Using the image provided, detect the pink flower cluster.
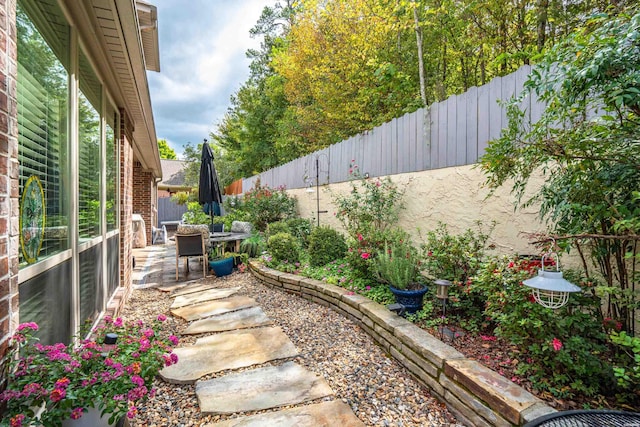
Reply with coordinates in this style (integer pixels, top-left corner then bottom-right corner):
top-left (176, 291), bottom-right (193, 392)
top-left (1, 317), bottom-right (179, 426)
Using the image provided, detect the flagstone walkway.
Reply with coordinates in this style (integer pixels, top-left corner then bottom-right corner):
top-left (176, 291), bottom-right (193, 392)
top-left (126, 244), bottom-right (461, 426)
top-left (135, 245), bottom-right (364, 426)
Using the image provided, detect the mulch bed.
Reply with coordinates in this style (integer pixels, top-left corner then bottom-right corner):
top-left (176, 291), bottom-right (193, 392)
top-left (417, 322), bottom-right (622, 412)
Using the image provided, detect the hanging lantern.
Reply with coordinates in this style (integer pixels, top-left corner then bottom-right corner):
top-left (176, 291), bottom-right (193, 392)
top-left (523, 253), bottom-right (581, 309)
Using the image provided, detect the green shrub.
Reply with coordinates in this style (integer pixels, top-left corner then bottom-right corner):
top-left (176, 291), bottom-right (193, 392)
top-left (421, 221), bottom-right (492, 283)
top-left (329, 162), bottom-right (407, 278)
top-left (266, 221), bottom-right (291, 239)
top-left (267, 232), bottom-right (300, 264)
top-left (610, 331), bottom-right (640, 400)
top-left (241, 179), bottom-right (297, 231)
top-left (471, 256), bottom-right (615, 398)
top-left (182, 201), bottom-right (210, 225)
top-left (371, 238), bottom-right (422, 290)
top-left (345, 227), bottom-right (408, 279)
top-left (239, 235), bottom-right (265, 258)
top-left (308, 226), bottom-right (347, 267)
top-left (286, 218), bottom-right (313, 248)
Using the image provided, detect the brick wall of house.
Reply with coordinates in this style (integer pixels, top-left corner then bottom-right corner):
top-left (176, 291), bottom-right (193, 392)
top-left (0, 0), bottom-right (18, 386)
top-left (133, 162), bottom-right (154, 246)
top-left (119, 109), bottom-right (134, 306)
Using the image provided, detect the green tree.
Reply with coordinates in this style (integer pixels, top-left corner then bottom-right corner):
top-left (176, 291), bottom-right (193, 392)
top-left (216, 0), bottom-right (634, 176)
top-left (181, 140), bottom-right (235, 190)
top-left (157, 139), bottom-right (177, 159)
top-left (212, 2), bottom-right (295, 179)
top-left (480, 10), bottom-right (640, 333)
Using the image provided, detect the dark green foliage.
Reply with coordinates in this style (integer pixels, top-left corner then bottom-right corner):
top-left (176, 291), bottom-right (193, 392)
top-left (267, 232), bottom-right (300, 264)
top-left (307, 226), bottom-right (347, 267)
top-left (266, 221), bottom-right (291, 238)
top-left (421, 222), bottom-right (493, 283)
top-left (240, 179), bottom-right (297, 231)
top-left (470, 256), bottom-right (616, 399)
top-left (480, 11), bottom-right (640, 334)
top-left (285, 217), bottom-right (313, 248)
top-left (239, 235), bottom-right (265, 258)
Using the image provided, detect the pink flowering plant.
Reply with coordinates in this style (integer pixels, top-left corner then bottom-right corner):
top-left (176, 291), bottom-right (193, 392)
top-left (0, 315), bottom-right (179, 426)
top-left (329, 161), bottom-right (406, 278)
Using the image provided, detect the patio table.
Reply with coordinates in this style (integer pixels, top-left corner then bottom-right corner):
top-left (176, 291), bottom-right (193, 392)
top-left (209, 232), bottom-right (252, 253)
top-left (523, 410), bottom-right (640, 427)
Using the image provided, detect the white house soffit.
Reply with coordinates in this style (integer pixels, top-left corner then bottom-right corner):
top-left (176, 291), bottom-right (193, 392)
top-left (90, 0), bottom-right (161, 177)
top-left (136, 0), bottom-right (160, 72)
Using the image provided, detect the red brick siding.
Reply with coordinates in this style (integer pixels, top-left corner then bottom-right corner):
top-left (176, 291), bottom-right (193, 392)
top-left (0, 0), bottom-right (18, 389)
top-left (132, 162), bottom-right (155, 246)
top-left (119, 109), bottom-right (133, 306)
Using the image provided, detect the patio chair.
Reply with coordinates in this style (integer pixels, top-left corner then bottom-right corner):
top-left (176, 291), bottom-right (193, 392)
top-left (175, 232), bottom-right (208, 280)
top-left (209, 223), bottom-right (224, 233)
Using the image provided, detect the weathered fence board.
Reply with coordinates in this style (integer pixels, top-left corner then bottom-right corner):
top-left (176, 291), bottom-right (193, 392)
top-left (243, 65), bottom-right (546, 191)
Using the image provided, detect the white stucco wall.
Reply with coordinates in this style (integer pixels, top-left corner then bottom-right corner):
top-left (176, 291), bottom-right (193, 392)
top-left (289, 164), bottom-right (549, 256)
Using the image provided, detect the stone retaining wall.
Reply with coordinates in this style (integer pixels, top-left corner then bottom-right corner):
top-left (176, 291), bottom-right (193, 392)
top-left (249, 261), bottom-right (557, 427)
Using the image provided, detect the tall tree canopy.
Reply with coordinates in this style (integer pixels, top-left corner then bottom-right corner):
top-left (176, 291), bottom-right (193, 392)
top-left (215, 0), bottom-right (635, 180)
top-left (157, 139), bottom-right (177, 160)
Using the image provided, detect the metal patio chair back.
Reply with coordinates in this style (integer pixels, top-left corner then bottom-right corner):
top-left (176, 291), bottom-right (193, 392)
top-left (175, 233), bottom-right (207, 280)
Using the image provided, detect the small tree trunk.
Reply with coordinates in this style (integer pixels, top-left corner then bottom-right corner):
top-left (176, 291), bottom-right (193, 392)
top-left (413, 2), bottom-right (427, 107)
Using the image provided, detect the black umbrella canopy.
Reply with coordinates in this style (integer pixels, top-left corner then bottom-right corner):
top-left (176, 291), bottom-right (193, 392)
top-left (198, 140), bottom-right (223, 221)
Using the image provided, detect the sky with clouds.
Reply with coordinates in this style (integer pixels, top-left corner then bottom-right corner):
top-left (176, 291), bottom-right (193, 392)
top-left (148, 0), bottom-right (273, 158)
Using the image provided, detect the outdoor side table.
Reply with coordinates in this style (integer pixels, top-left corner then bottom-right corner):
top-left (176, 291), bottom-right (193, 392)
top-left (524, 410), bottom-right (640, 427)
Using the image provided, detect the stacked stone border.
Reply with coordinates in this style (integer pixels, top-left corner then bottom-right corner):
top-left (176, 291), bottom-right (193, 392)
top-left (249, 261), bottom-right (557, 427)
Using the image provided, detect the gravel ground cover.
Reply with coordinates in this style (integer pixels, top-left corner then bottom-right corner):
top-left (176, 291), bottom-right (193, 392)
top-left (120, 270), bottom-right (462, 427)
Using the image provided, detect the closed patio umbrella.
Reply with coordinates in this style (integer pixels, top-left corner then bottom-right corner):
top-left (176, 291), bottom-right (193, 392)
top-left (198, 139), bottom-right (223, 229)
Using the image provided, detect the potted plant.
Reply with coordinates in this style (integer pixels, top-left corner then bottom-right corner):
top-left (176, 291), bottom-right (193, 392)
top-left (371, 239), bottom-right (427, 313)
top-left (0, 316), bottom-right (179, 427)
top-left (208, 245), bottom-right (234, 277)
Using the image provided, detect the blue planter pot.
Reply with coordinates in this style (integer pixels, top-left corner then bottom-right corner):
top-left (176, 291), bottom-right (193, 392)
top-left (209, 257), bottom-right (234, 277)
top-left (389, 285), bottom-right (428, 314)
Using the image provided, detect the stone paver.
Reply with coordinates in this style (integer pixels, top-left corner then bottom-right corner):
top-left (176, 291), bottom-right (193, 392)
top-left (202, 400), bottom-right (366, 427)
top-left (171, 296), bottom-right (257, 321)
top-left (159, 326), bottom-right (299, 384)
top-left (171, 287), bottom-right (240, 308)
top-left (171, 283), bottom-right (224, 297)
top-left (183, 306), bottom-right (272, 335)
top-left (196, 361), bottom-right (333, 414)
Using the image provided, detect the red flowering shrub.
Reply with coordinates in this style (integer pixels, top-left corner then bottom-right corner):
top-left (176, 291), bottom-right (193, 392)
top-left (241, 178), bottom-right (296, 231)
top-left (472, 256), bottom-right (615, 399)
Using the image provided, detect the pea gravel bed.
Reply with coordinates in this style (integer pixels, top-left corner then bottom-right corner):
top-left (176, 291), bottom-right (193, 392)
top-left (120, 270), bottom-right (463, 427)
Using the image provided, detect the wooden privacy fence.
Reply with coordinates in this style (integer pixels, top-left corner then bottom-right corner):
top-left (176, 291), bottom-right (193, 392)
top-left (157, 197), bottom-right (187, 225)
top-left (244, 65), bottom-right (544, 191)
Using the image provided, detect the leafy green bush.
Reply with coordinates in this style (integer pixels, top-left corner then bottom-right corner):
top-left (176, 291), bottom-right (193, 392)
top-left (307, 226), bottom-right (347, 267)
top-left (241, 179), bottom-right (297, 231)
top-left (267, 232), bottom-right (300, 264)
top-left (610, 331), bottom-right (640, 400)
top-left (182, 201), bottom-right (210, 224)
top-left (421, 222), bottom-right (492, 282)
top-left (471, 256), bottom-right (615, 399)
top-left (331, 162), bottom-right (405, 237)
top-left (266, 221), bottom-right (291, 238)
top-left (371, 238), bottom-right (422, 290)
top-left (329, 162), bottom-right (406, 278)
top-left (285, 218), bottom-right (313, 248)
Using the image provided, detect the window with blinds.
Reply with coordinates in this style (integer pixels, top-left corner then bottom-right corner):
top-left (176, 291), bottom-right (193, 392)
top-left (106, 106), bottom-right (119, 231)
top-left (78, 51), bottom-right (102, 240)
top-left (17, 1), bottom-right (70, 266)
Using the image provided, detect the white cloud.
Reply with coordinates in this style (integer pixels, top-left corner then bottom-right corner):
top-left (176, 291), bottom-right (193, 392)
top-left (148, 0), bottom-right (269, 153)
